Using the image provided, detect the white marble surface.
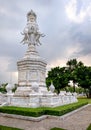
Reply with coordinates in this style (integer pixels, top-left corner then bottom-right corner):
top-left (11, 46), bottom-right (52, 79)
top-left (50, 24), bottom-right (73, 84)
top-left (0, 10), bottom-right (78, 108)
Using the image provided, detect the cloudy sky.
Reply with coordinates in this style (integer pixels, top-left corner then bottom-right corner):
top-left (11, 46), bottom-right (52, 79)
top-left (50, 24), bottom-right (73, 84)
top-left (0, 0), bottom-right (91, 84)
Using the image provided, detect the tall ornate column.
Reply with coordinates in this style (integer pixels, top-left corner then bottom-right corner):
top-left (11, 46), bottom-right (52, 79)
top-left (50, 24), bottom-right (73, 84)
top-left (15, 10), bottom-right (47, 96)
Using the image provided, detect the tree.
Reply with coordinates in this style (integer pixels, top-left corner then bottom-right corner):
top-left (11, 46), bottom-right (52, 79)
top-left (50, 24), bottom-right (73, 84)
top-left (66, 59), bottom-right (84, 92)
top-left (46, 67), bottom-right (60, 90)
top-left (76, 66), bottom-right (91, 98)
top-left (46, 58), bottom-right (91, 98)
top-left (0, 83), bottom-right (8, 93)
top-left (46, 67), bottom-right (69, 94)
top-left (66, 59), bottom-right (78, 70)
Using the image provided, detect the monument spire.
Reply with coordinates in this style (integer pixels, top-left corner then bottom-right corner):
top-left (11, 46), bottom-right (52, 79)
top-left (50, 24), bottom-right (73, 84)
top-left (21, 10), bottom-right (45, 46)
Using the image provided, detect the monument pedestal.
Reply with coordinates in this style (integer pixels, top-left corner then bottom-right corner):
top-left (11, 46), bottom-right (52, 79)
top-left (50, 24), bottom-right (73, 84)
top-left (15, 44), bottom-right (47, 96)
top-left (29, 93), bottom-right (41, 108)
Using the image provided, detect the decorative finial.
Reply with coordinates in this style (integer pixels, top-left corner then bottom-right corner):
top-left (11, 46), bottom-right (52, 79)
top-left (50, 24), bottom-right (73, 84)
top-left (21, 10), bottom-right (45, 46)
top-left (27, 10), bottom-right (37, 22)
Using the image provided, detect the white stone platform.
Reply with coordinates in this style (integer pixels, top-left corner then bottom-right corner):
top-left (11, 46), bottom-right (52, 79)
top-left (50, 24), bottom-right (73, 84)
top-left (0, 10), bottom-right (78, 108)
top-left (0, 89), bottom-right (78, 108)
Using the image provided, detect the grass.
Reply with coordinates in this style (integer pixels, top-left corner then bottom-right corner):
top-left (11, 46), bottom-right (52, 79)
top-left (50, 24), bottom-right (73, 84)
top-left (77, 97), bottom-right (91, 105)
top-left (0, 98), bottom-right (88, 117)
top-left (51, 123), bottom-right (91, 130)
top-left (0, 125), bottom-right (22, 130)
top-left (87, 124), bottom-right (91, 130)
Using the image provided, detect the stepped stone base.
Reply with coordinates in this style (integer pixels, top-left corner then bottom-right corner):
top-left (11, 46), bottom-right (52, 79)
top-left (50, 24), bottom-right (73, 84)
top-left (16, 44), bottom-right (47, 96)
top-left (0, 92), bottom-right (78, 108)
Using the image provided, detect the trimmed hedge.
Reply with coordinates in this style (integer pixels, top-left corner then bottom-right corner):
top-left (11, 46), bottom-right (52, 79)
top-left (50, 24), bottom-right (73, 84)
top-left (0, 107), bottom-right (45, 117)
top-left (0, 100), bottom-right (88, 117)
top-left (0, 125), bottom-right (22, 130)
top-left (45, 101), bottom-right (88, 116)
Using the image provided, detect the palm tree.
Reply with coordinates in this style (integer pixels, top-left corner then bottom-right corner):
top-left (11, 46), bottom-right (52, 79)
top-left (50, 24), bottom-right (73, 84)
top-left (66, 59), bottom-right (84, 92)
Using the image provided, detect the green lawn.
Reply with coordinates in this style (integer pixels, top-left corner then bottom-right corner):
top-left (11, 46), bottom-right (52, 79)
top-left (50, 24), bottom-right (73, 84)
top-left (78, 97), bottom-right (91, 104)
top-left (87, 124), bottom-right (91, 130)
top-left (51, 123), bottom-right (91, 130)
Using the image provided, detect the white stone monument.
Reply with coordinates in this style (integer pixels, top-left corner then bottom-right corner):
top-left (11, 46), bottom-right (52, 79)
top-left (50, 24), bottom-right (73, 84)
top-left (0, 10), bottom-right (78, 108)
top-left (15, 10), bottom-right (47, 96)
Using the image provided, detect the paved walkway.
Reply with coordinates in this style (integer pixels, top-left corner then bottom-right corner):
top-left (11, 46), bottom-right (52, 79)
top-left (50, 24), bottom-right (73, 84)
top-left (0, 105), bottom-right (91, 130)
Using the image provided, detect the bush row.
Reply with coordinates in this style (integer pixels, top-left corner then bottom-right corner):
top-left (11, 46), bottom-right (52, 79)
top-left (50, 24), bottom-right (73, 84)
top-left (0, 107), bottom-right (45, 117)
top-left (45, 102), bottom-right (88, 116)
top-left (0, 101), bottom-right (88, 117)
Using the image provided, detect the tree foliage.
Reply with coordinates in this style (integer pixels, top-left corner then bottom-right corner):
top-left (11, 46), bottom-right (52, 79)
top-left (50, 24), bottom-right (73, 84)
top-left (46, 67), bottom-right (69, 94)
top-left (66, 59), bottom-right (84, 92)
top-left (0, 83), bottom-right (8, 93)
top-left (75, 66), bottom-right (91, 97)
top-left (46, 58), bottom-right (91, 98)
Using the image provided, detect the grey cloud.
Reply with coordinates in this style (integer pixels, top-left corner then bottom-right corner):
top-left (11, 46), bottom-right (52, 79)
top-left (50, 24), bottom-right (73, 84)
top-left (0, 0), bottom-right (91, 82)
top-left (69, 21), bottom-right (91, 57)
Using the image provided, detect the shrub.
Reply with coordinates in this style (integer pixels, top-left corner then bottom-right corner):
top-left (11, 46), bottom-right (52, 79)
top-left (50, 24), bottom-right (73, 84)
top-left (45, 101), bottom-right (88, 116)
top-left (0, 106), bottom-right (45, 117)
